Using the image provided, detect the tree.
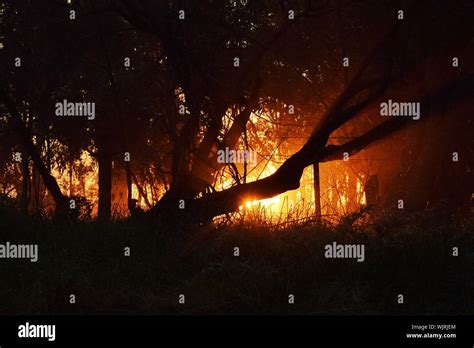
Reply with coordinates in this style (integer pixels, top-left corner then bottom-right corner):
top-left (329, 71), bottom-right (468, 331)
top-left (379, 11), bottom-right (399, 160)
top-left (1, 0), bottom-right (472, 224)
top-left (113, 0), bottom-right (473, 222)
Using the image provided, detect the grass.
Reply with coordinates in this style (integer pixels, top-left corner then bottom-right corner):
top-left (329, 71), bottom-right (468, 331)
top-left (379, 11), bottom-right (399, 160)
top-left (0, 202), bottom-right (473, 315)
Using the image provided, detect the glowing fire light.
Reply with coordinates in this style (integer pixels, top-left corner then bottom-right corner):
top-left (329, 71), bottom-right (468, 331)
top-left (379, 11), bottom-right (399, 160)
top-left (243, 195), bottom-right (281, 210)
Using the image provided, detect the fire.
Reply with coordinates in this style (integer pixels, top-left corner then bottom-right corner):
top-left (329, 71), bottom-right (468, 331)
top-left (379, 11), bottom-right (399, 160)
top-left (29, 109), bottom-right (368, 222)
top-left (243, 195), bottom-right (281, 210)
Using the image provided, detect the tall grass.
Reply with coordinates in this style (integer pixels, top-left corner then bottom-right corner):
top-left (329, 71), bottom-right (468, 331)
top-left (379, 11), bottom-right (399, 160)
top-left (0, 202), bottom-right (472, 315)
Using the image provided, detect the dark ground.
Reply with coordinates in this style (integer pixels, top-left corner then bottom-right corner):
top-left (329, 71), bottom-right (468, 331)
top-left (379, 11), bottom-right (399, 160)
top-left (0, 203), bottom-right (473, 315)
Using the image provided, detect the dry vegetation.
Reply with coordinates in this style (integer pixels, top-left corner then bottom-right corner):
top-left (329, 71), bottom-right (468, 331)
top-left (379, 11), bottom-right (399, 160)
top-left (1, 199), bottom-right (472, 315)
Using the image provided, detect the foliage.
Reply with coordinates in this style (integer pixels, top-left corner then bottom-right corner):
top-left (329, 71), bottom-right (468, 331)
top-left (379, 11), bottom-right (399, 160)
top-left (0, 206), bottom-right (472, 315)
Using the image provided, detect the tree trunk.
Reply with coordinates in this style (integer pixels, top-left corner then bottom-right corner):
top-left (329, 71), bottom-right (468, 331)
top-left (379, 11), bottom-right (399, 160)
top-left (0, 90), bottom-right (67, 213)
top-left (20, 152), bottom-right (29, 213)
top-left (69, 158), bottom-right (74, 197)
top-left (125, 161), bottom-right (134, 214)
top-left (149, 72), bottom-right (474, 224)
top-left (313, 162), bottom-right (321, 219)
top-left (98, 153), bottom-right (112, 221)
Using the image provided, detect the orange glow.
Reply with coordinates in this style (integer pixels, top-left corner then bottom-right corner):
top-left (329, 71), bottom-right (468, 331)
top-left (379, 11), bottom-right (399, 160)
top-left (30, 110), bottom-right (367, 222)
top-left (243, 195), bottom-right (281, 210)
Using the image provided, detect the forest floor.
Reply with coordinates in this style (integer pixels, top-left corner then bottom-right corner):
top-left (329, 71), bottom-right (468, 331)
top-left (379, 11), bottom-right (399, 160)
top-left (0, 203), bottom-right (473, 315)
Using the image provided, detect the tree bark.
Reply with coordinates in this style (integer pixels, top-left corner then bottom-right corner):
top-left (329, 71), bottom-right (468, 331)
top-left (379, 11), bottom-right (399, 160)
top-left (313, 162), bottom-right (321, 219)
top-left (0, 90), bottom-right (68, 213)
top-left (98, 153), bottom-right (112, 221)
top-left (20, 152), bottom-right (29, 213)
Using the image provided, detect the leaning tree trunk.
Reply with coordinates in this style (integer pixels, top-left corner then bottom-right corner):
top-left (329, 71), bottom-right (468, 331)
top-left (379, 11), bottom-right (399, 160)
top-left (0, 90), bottom-right (68, 215)
top-left (148, 70), bottom-right (474, 224)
